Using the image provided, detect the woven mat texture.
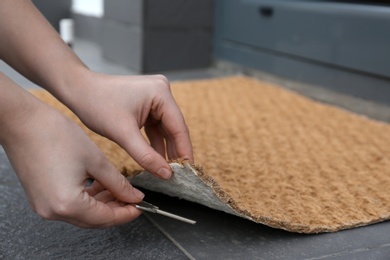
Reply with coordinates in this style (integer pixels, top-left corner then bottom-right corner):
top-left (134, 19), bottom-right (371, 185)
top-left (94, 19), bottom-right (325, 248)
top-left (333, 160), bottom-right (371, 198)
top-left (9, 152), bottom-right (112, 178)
top-left (31, 76), bottom-right (390, 233)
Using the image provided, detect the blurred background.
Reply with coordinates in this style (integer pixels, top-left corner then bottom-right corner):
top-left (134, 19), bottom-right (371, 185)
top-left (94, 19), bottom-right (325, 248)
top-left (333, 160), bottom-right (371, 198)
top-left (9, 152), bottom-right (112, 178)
top-left (32, 0), bottom-right (390, 105)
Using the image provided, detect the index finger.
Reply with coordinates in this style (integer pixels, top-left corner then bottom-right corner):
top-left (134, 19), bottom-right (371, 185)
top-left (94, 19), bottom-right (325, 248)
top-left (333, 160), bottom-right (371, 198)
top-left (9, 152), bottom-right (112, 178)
top-left (62, 193), bottom-right (142, 228)
top-left (155, 95), bottom-right (194, 162)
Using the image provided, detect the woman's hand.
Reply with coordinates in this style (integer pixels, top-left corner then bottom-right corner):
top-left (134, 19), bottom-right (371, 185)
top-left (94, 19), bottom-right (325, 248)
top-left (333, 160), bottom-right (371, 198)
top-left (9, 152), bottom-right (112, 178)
top-left (63, 72), bottom-right (193, 179)
top-left (0, 79), bottom-right (144, 227)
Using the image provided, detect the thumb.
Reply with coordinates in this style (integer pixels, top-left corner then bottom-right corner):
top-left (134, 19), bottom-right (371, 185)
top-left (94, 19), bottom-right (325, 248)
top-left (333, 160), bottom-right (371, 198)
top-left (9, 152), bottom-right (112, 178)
top-left (120, 124), bottom-right (172, 179)
top-left (89, 155), bottom-right (145, 203)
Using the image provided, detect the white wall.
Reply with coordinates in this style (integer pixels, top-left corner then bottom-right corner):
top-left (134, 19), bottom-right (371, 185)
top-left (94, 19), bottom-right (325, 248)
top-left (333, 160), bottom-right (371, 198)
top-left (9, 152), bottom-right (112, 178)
top-left (71, 0), bottom-right (104, 17)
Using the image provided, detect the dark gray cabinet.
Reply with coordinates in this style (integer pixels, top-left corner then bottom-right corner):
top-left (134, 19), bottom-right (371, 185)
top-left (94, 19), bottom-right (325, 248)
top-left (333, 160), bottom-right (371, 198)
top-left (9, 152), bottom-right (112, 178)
top-left (101, 0), bottom-right (214, 72)
top-left (214, 0), bottom-right (390, 104)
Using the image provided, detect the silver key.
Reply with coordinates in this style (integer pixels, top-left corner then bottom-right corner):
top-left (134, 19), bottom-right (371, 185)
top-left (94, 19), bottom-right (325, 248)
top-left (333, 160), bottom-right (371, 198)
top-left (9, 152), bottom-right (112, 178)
top-left (136, 201), bottom-right (196, 225)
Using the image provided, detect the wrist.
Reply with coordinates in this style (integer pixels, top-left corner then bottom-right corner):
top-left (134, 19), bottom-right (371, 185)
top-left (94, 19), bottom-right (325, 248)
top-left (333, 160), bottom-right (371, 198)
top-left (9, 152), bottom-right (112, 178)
top-left (46, 65), bottom-right (94, 109)
top-left (0, 74), bottom-right (42, 146)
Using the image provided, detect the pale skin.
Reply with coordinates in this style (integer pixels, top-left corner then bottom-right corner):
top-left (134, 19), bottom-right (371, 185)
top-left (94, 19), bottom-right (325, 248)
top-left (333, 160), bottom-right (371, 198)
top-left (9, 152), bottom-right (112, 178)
top-left (0, 0), bottom-right (193, 227)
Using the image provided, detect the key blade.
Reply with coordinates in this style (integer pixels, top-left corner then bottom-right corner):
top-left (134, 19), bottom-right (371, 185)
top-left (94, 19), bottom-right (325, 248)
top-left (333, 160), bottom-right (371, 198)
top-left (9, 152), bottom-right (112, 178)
top-left (135, 201), bottom-right (196, 224)
top-left (155, 209), bottom-right (196, 225)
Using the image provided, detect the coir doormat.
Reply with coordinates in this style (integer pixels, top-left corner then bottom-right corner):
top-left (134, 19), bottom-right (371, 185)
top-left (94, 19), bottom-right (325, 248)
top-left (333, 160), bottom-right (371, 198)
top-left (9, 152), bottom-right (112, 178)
top-left (31, 76), bottom-right (390, 233)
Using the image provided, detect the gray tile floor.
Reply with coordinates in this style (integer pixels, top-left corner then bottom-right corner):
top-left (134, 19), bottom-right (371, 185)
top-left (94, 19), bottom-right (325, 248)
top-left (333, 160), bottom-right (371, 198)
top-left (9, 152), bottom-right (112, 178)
top-left (1, 39), bottom-right (390, 259)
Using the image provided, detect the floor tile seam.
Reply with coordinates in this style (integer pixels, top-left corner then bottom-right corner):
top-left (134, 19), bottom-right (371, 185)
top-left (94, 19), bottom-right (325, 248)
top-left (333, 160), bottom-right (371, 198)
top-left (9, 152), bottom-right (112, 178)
top-left (304, 242), bottom-right (390, 260)
top-left (142, 213), bottom-right (196, 260)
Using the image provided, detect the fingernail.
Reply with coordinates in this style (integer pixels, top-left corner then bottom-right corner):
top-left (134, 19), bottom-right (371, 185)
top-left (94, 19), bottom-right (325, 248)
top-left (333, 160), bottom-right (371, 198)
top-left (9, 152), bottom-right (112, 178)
top-left (157, 167), bottom-right (172, 179)
top-left (133, 188), bottom-right (145, 200)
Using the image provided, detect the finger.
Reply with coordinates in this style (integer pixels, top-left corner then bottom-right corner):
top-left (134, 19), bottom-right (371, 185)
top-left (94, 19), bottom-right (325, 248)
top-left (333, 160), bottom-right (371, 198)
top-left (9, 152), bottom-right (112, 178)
top-left (106, 200), bottom-right (127, 208)
top-left (152, 96), bottom-right (194, 162)
top-left (166, 138), bottom-right (176, 160)
top-left (120, 123), bottom-right (172, 179)
top-left (165, 130), bottom-right (178, 160)
top-left (162, 122), bottom-right (193, 161)
top-left (66, 193), bottom-right (142, 228)
top-left (84, 179), bottom-right (104, 197)
top-left (93, 190), bottom-right (116, 203)
top-left (92, 204), bottom-right (142, 227)
top-left (144, 124), bottom-right (166, 159)
top-left (87, 155), bottom-right (145, 203)
top-left (144, 114), bottom-right (178, 160)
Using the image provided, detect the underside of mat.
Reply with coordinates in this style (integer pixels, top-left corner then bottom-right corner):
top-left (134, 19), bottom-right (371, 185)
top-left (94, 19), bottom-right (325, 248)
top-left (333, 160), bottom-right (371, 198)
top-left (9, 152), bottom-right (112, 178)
top-left (31, 76), bottom-right (390, 233)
